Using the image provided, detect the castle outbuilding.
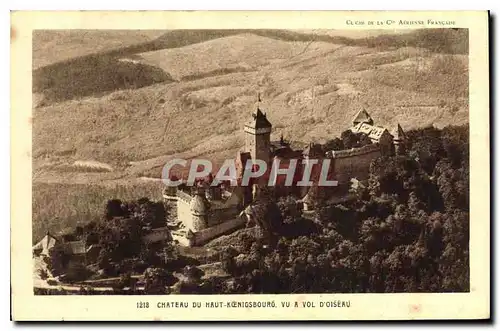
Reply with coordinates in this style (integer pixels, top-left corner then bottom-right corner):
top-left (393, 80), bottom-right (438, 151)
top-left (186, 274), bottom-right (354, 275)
top-left (349, 109), bottom-right (405, 157)
top-left (32, 231), bottom-right (58, 257)
top-left (321, 109), bottom-right (406, 187)
top-left (350, 122), bottom-right (393, 156)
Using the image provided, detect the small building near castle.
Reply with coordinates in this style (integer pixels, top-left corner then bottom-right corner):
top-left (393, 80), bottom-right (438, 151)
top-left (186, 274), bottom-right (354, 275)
top-left (32, 232), bottom-right (94, 274)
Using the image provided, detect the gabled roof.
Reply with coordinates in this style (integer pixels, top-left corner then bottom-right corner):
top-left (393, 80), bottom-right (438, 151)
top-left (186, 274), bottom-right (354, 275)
top-left (350, 123), bottom-right (388, 141)
top-left (352, 122), bottom-right (373, 135)
top-left (368, 126), bottom-right (389, 141)
top-left (32, 233), bottom-right (58, 256)
top-left (245, 108), bottom-right (272, 129)
top-left (352, 109), bottom-right (374, 126)
top-left (391, 123), bottom-right (406, 140)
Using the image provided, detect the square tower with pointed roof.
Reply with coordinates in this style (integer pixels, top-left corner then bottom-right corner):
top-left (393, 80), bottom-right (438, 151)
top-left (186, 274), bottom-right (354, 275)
top-left (244, 107), bottom-right (272, 165)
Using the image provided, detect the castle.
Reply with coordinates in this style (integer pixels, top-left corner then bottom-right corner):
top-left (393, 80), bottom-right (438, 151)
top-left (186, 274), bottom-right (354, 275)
top-left (165, 104), bottom-right (406, 246)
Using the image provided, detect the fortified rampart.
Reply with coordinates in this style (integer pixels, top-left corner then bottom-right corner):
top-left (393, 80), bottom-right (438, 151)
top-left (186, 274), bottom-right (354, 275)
top-left (328, 143), bottom-right (381, 184)
top-left (187, 217), bottom-right (246, 246)
top-left (207, 204), bottom-right (240, 228)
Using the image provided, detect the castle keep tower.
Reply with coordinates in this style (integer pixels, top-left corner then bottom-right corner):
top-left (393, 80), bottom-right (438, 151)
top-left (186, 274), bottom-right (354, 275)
top-left (244, 107), bottom-right (272, 165)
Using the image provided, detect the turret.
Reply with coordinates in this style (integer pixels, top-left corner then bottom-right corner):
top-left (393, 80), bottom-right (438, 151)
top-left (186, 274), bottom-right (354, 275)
top-left (391, 123), bottom-right (406, 154)
top-left (189, 190), bottom-right (209, 231)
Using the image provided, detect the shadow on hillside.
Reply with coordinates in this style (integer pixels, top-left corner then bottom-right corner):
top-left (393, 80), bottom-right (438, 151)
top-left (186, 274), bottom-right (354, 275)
top-left (32, 28), bottom-right (468, 105)
top-left (33, 55), bottom-right (174, 105)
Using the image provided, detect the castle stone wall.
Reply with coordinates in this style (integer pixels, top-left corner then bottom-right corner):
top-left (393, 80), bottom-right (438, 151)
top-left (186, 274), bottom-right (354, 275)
top-left (207, 207), bottom-right (240, 227)
top-left (329, 143), bottom-right (381, 158)
top-left (329, 144), bottom-right (381, 184)
top-left (188, 217), bottom-right (246, 246)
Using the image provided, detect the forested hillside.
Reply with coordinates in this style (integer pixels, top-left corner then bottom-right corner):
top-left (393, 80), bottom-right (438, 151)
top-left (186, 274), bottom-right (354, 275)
top-left (40, 125), bottom-right (469, 294)
top-left (206, 124), bottom-right (470, 293)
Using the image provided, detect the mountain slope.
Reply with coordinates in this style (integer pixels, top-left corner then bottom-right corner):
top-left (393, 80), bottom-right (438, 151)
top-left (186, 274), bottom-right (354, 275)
top-left (33, 55), bottom-right (174, 105)
top-left (33, 32), bottom-right (469, 184)
top-left (32, 28), bottom-right (468, 107)
top-left (32, 30), bottom-right (166, 69)
top-left (137, 34), bottom-right (341, 80)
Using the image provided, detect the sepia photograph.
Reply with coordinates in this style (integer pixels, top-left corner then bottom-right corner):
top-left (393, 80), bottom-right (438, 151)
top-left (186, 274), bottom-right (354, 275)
top-left (31, 27), bottom-right (470, 295)
top-left (10, 10), bottom-right (489, 321)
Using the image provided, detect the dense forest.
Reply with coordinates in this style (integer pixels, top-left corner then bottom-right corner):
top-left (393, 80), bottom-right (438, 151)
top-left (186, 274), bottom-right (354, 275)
top-left (38, 124), bottom-right (469, 294)
top-left (202, 124), bottom-right (469, 294)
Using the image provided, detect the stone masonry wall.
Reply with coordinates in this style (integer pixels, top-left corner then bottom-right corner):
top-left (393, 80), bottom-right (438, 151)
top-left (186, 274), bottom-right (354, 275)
top-left (329, 144), bottom-right (382, 184)
top-left (189, 217), bottom-right (246, 246)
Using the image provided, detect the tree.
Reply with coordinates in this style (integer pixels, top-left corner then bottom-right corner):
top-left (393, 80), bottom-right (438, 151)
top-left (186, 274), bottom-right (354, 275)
top-left (105, 199), bottom-right (125, 220)
top-left (341, 130), bottom-right (360, 149)
top-left (117, 272), bottom-right (134, 290)
top-left (277, 196), bottom-right (301, 224)
top-left (85, 231), bottom-right (99, 246)
top-left (47, 245), bottom-right (68, 276)
top-left (237, 231), bottom-right (257, 253)
top-left (75, 226), bottom-right (84, 238)
top-left (405, 126), bottom-right (445, 174)
top-left (358, 133), bottom-right (372, 147)
top-left (137, 198), bottom-right (166, 229)
top-left (140, 243), bottom-right (163, 267)
top-left (143, 267), bottom-right (176, 294)
top-left (434, 160), bottom-right (469, 211)
top-left (221, 246), bottom-right (238, 274)
top-left (177, 266), bottom-right (205, 294)
top-left (97, 248), bottom-right (117, 277)
top-left (323, 138), bottom-right (344, 152)
top-left (212, 124), bottom-right (470, 294)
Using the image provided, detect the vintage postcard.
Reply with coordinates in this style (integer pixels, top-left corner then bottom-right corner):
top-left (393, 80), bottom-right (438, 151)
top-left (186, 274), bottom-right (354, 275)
top-left (11, 11), bottom-right (489, 321)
